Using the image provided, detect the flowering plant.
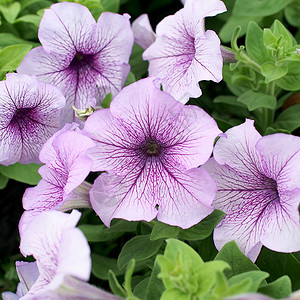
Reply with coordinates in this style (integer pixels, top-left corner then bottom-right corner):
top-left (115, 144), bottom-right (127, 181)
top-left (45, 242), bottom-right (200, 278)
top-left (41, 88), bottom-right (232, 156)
top-left (1, 0), bottom-right (300, 299)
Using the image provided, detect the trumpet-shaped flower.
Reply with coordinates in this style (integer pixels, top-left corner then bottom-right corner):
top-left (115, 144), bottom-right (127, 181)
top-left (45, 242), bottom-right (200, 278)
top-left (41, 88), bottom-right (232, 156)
top-left (19, 123), bottom-right (95, 235)
top-left (0, 73), bottom-right (65, 165)
top-left (203, 120), bottom-right (300, 261)
top-left (18, 210), bottom-right (91, 299)
top-left (18, 2), bottom-right (134, 122)
top-left (83, 77), bottom-right (221, 229)
top-left (143, 0), bottom-right (226, 103)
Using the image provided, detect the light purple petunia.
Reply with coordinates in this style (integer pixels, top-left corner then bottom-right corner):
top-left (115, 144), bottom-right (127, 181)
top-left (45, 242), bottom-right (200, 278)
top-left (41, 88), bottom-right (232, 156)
top-left (0, 73), bottom-right (65, 165)
top-left (83, 77), bottom-right (221, 229)
top-left (17, 210), bottom-right (91, 299)
top-left (132, 14), bottom-right (156, 50)
top-left (203, 119), bottom-right (300, 261)
top-left (18, 2), bottom-right (134, 123)
top-left (19, 123), bottom-right (95, 235)
top-left (143, 0), bottom-right (226, 103)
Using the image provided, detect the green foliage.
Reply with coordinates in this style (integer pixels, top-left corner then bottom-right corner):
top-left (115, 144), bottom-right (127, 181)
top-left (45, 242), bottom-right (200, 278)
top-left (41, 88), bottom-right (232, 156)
top-left (0, 163), bottom-right (41, 185)
top-left (0, 2), bottom-right (20, 23)
top-left (273, 104), bottom-right (300, 132)
top-left (117, 234), bottom-right (163, 270)
top-left (0, 171), bottom-right (8, 189)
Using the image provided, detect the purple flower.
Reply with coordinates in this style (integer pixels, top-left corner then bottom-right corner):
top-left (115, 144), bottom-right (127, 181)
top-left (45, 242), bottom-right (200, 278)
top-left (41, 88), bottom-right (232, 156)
top-left (203, 119), bottom-right (300, 261)
top-left (0, 73), bottom-right (65, 165)
top-left (83, 77), bottom-right (221, 229)
top-left (17, 2), bottom-right (134, 122)
top-left (132, 14), bottom-right (156, 50)
top-left (19, 123), bottom-right (95, 235)
top-left (18, 210), bottom-right (91, 298)
top-left (143, 0), bottom-right (226, 103)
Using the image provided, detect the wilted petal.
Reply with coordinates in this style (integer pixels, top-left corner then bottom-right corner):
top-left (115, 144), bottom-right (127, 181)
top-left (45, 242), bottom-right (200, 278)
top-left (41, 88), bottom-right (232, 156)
top-left (132, 14), bottom-right (156, 50)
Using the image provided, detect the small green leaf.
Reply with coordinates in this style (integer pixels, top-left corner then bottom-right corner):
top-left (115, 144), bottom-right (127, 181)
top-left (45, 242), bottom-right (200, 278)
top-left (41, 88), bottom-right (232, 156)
top-left (258, 275), bottom-right (292, 299)
top-left (78, 224), bottom-right (123, 242)
top-left (273, 104), bottom-right (300, 132)
top-left (0, 44), bottom-right (32, 72)
top-left (129, 44), bottom-right (148, 79)
top-left (237, 90), bottom-right (277, 111)
top-left (101, 0), bottom-right (120, 12)
top-left (0, 2), bottom-right (20, 23)
top-left (14, 14), bottom-right (41, 27)
top-left (215, 241), bottom-right (260, 278)
top-left (0, 172), bottom-right (9, 189)
top-left (272, 19), bottom-right (296, 47)
top-left (233, 0), bottom-right (292, 17)
top-left (285, 1), bottom-right (300, 28)
top-left (178, 210), bottom-right (225, 241)
top-left (246, 22), bottom-right (271, 65)
top-left (108, 270), bottom-right (127, 298)
top-left (150, 222), bottom-right (180, 241)
top-left (228, 271), bottom-right (269, 293)
top-left (161, 288), bottom-right (190, 300)
top-left (261, 62), bottom-right (288, 83)
top-left (91, 254), bottom-right (123, 280)
top-left (101, 93), bottom-right (112, 108)
top-left (264, 127), bottom-right (291, 135)
top-left (0, 33), bottom-right (38, 48)
top-left (275, 61), bottom-right (300, 91)
top-left (145, 260), bottom-right (165, 300)
top-left (125, 71), bottom-right (136, 86)
top-left (124, 259), bottom-right (136, 296)
top-left (0, 163), bottom-right (41, 185)
top-left (134, 277), bottom-right (150, 300)
top-left (117, 235), bottom-right (163, 270)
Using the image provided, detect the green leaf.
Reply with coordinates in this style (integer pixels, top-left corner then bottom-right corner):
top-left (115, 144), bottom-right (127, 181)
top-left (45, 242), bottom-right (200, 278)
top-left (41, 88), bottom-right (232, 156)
top-left (117, 235), bottom-right (163, 270)
top-left (91, 254), bottom-right (123, 280)
top-left (0, 2), bottom-right (20, 23)
top-left (124, 259), bottom-right (136, 296)
top-left (272, 19), bottom-right (296, 47)
top-left (215, 241), bottom-right (259, 278)
top-left (261, 62), bottom-right (288, 83)
top-left (129, 44), bottom-right (148, 79)
top-left (108, 270), bottom-right (127, 298)
top-left (275, 61), bottom-right (300, 91)
top-left (228, 271), bottom-right (269, 293)
top-left (161, 288), bottom-right (190, 300)
top-left (78, 224), bottom-right (123, 242)
top-left (0, 44), bottom-right (32, 72)
top-left (233, 0), bottom-right (292, 17)
top-left (246, 22), bottom-right (271, 65)
top-left (0, 163), bottom-right (41, 185)
top-left (226, 278), bottom-right (253, 297)
top-left (150, 222), bottom-right (180, 241)
top-left (101, 93), bottom-right (112, 108)
top-left (0, 33), bottom-right (38, 48)
top-left (20, 0), bottom-right (49, 10)
top-left (214, 96), bottom-right (246, 108)
top-left (14, 14), bottom-right (41, 27)
top-left (125, 71), bottom-right (136, 86)
top-left (273, 104), bottom-right (300, 132)
top-left (145, 260), bottom-right (165, 300)
top-left (101, 0), bottom-right (120, 12)
top-left (256, 248), bottom-right (300, 291)
top-left (258, 276), bottom-right (292, 299)
top-left (0, 172), bottom-right (9, 189)
top-left (237, 90), bottom-right (277, 111)
top-left (220, 15), bottom-right (263, 43)
top-left (134, 277), bottom-right (150, 300)
top-left (264, 127), bottom-right (291, 135)
top-left (178, 210), bottom-right (225, 241)
top-left (285, 1), bottom-right (300, 28)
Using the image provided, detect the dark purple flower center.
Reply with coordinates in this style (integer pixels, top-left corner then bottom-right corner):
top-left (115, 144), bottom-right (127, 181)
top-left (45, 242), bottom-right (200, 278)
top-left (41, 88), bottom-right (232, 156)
top-left (140, 139), bottom-right (162, 157)
top-left (11, 108), bottom-right (34, 124)
top-left (69, 52), bottom-right (94, 70)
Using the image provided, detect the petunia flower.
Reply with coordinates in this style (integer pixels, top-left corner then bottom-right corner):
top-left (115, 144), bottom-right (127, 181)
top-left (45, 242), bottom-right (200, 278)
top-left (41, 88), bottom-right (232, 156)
top-left (143, 0), bottom-right (226, 103)
top-left (203, 119), bottom-right (300, 261)
top-left (82, 77), bottom-right (221, 229)
top-left (19, 123), bottom-right (95, 235)
top-left (17, 2), bottom-right (134, 123)
top-left (18, 210), bottom-right (91, 299)
top-left (0, 73), bottom-right (65, 166)
top-left (132, 14), bottom-right (156, 50)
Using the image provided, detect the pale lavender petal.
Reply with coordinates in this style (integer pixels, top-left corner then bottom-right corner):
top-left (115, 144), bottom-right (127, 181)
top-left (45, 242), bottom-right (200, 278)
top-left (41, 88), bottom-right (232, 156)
top-left (38, 2), bottom-right (96, 55)
top-left (16, 261), bottom-right (39, 291)
top-left (1, 292), bottom-right (19, 300)
top-left (132, 14), bottom-right (156, 50)
top-left (20, 210), bottom-right (91, 294)
top-left (92, 12), bottom-right (134, 102)
top-left (143, 10), bottom-right (223, 102)
top-left (0, 73), bottom-right (65, 165)
top-left (90, 162), bottom-right (215, 229)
